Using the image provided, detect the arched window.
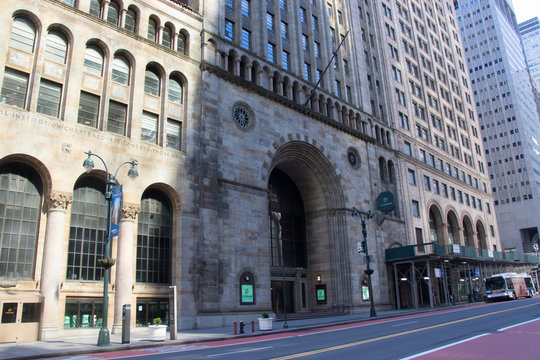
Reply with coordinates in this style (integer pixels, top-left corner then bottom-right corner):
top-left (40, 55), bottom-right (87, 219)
top-left (0, 163), bottom-right (42, 279)
top-left (162, 25), bottom-right (172, 48)
top-left (168, 77), bottom-right (183, 104)
top-left (136, 189), bottom-right (172, 284)
top-left (177, 32), bottom-right (186, 54)
top-left (106, 1), bottom-right (120, 25)
top-left (84, 44), bottom-right (104, 77)
top-left (111, 55), bottom-right (130, 85)
top-left (44, 30), bottom-right (68, 64)
top-left (9, 17), bottom-right (36, 53)
top-left (429, 210), bottom-right (438, 243)
top-left (66, 177), bottom-right (107, 281)
top-left (124, 7), bottom-right (137, 33)
top-left (89, 0), bottom-right (101, 17)
top-left (144, 68), bottom-right (160, 96)
top-left (147, 18), bottom-right (157, 42)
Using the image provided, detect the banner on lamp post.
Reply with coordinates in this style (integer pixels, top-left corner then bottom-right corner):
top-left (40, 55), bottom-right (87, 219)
top-left (110, 185), bottom-right (123, 238)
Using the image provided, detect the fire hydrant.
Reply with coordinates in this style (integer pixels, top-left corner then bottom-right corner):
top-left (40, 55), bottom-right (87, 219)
top-left (239, 320), bottom-right (245, 334)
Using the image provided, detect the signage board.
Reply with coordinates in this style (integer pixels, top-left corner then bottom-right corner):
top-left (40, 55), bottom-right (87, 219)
top-left (377, 191), bottom-right (395, 212)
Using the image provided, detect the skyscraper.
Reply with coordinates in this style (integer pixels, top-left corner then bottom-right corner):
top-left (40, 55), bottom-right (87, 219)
top-left (456, 0), bottom-right (540, 252)
top-left (519, 17), bottom-right (540, 88)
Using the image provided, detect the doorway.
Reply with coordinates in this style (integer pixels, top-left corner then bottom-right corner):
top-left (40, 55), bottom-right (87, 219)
top-left (271, 280), bottom-right (294, 314)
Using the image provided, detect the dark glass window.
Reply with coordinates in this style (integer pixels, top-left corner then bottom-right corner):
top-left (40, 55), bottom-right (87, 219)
top-left (136, 189), bottom-right (172, 284)
top-left (66, 177), bottom-right (107, 281)
top-left (64, 297), bottom-right (103, 328)
top-left (135, 298), bottom-right (168, 326)
top-left (0, 163), bottom-right (42, 279)
top-left (269, 169), bottom-right (307, 268)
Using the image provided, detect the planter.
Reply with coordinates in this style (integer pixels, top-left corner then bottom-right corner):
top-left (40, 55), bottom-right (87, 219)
top-left (258, 317), bottom-right (273, 331)
top-left (149, 325), bottom-right (167, 340)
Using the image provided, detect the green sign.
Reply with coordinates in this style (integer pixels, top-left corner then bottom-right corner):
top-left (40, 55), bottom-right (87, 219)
top-left (362, 286), bottom-right (370, 301)
top-left (317, 288), bottom-right (326, 301)
top-left (377, 191), bottom-right (395, 212)
top-left (241, 284), bottom-right (253, 303)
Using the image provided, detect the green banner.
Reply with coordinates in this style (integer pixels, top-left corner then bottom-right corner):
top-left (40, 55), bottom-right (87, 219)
top-left (241, 284), bottom-right (253, 303)
top-left (317, 288), bottom-right (326, 301)
top-left (362, 286), bottom-right (370, 301)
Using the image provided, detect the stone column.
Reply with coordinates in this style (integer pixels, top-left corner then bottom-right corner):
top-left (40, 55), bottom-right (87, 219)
top-left (112, 203), bottom-right (140, 334)
top-left (39, 192), bottom-right (72, 340)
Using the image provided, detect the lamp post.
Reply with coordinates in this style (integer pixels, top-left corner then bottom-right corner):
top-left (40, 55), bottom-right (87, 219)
top-left (83, 150), bottom-right (138, 346)
top-left (352, 207), bottom-right (376, 317)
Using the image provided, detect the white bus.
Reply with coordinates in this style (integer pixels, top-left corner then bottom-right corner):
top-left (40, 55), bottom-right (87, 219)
top-left (484, 273), bottom-right (533, 302)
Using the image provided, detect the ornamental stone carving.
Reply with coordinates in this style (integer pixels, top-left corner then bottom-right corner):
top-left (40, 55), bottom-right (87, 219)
top-left (122, 204), bottom-right (141, 220)
top-left (46, 192), bottom-right (72, 211)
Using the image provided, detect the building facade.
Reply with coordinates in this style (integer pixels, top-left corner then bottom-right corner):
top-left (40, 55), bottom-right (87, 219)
top-left (0, 0), bottom-right (536, 343)
top-left (519, 17), bottom-right (540, 88)
top-left (456, 0), bottom-right (540, 253)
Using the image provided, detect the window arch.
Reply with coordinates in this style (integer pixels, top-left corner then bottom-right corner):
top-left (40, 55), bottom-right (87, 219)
top-left (136, 188), bottom-right (172, 284)
top-left (147, 17), bottom-right (158, 42)
top-left (44, 29), bottom-right (68, 64)
top-left (111, 54), bottom-right (130, 85)
top-left (66, 176), bottom-right (107, 281)
top-left (89, 0), bottom-right (101, 17)
top-left (0, 163), bottom-right (42, 280)
top-left (106, 1), bottom-right (120, 25)
top-left (162, 24), bottom-right (173, 49)
top-left (144, 67), bottom-right (161, 96)
top-left (124, 7), bottom-right (137, 33)
top-left (168, 76), bottom-right (183, 104)
top-left (9, 17), bottom-right (36, 53)
top-left (83, 44), bottom-right (104, 77)
top-left (177, 32), bottom-right (187, 54)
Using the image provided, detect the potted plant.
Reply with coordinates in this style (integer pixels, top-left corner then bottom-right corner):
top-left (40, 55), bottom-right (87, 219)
top-left (149, 317), bottom-right (167, 341)
top-left (258, 312), bottom-right (273, 331)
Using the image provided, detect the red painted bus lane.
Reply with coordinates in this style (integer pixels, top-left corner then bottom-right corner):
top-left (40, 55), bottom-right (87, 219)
top-left (408, 317), bottom-right (540, 360)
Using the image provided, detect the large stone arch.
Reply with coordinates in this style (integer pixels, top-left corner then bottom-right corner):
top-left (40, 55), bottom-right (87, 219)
top-left (446, 208), bottom-right (461, 245)
top-left (266, 139), bottom-right (350, 311)
top-left (428, 203), bottom-right (445, 244)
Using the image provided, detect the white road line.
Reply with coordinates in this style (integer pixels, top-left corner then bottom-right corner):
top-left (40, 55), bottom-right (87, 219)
top-left (399, 333), bottom-right (489, 360)
top-left (497, 317), bottom-right (540, 331)
top-left (207, 346), bottom-right (274, 357)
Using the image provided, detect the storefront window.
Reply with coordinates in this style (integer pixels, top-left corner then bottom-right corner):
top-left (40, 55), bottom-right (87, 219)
top-left (136, 298), bottom-right (168, 326)
top-left (64, 298), bottom-right (102, 328)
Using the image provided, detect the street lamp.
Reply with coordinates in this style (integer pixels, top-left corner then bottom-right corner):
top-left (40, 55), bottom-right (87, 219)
top-left (82, 150), bottom-right (138, 346)
top-left (352, 207), bottom-right (376, 317)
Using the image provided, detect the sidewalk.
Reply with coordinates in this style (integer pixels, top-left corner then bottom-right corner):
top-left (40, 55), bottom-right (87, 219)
top-left (0, 306), bottom-right (465, 360)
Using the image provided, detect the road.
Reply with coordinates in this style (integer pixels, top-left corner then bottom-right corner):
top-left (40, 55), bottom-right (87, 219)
top-left (56, 297), bottom-right (540, 360)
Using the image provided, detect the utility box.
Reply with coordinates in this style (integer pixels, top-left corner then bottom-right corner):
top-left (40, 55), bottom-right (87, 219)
top-left (122, 304), bottom-right (131, 344)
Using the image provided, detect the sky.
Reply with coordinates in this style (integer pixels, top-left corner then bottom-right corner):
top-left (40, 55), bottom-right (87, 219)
top-left (511, 0), bottom-right (540, 23)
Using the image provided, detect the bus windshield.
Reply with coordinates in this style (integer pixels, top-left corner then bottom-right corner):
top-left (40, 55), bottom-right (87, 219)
top-left (485, 277), bottom-right (506, 291)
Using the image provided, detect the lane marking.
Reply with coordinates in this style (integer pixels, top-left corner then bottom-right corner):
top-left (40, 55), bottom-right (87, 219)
top-left (270, 302), bottom-right (538, 360)
top-left (207, 346), bottom-right (274, 357)
top-left (497, 317), bottom-right (540, 331)
top-left (399, 333), bottom-right (489, 360)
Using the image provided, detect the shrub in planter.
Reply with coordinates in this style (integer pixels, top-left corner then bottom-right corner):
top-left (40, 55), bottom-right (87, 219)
top-left (149, 317), bottom-right (166, 340)
top-left (258, 313), bottom-right (273, 331)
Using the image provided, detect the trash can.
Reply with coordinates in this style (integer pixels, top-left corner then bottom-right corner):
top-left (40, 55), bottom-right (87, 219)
top-left (122, 304), bottom-right (131, 344)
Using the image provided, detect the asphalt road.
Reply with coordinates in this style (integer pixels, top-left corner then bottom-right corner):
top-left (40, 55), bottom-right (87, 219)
top-left (58, 297), bottom-right (540, 360)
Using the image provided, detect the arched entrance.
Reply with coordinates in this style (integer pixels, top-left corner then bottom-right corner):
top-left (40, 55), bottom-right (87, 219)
top-left (428, 206), bottom-right (444, 244)
top-left (268, 141), bottom-right (348, 314)
top-left (447, 211), bottom-right (460, 245)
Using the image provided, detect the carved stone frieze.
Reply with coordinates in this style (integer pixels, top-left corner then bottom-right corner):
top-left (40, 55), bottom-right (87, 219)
top-left (122, 203), bottom-right (141, 220)
top-left (46, 192), bottom-right (72, 211)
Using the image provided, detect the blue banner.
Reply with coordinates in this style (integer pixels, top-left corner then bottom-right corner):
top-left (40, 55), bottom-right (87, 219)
top-left (110, 185), bottom-right (123, 238)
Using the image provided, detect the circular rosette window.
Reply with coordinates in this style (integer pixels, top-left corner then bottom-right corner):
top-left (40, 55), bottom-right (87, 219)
top-left (232, 103), bottom-right (255, 131)
top-left (347, 147), bottom-right (361, 170)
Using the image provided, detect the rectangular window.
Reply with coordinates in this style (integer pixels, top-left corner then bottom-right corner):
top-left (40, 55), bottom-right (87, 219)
top-left (304, 63), bottom-right (311, 82)
top-left (334, 80), bottom-right (341, 97)
top-left (404, 141), bottom-right (412, 156)
top-left (408, 169), bottom-right (416, 185)
top-left (225, 20), bottom-right (234, 41)
top-left (77, 91), bottom-right (100, 127)
top-left (141, 111), bottom-right (158, 144)
top-left (282, 50), bottom-right (289, 70)
top-left (281, 21), bottom-right (288, 39)
top-left (266, 13), bottom-right (274, 31)
top-left (1, 68), bottom-right (29, 108)
top-left (412, 200), bottom-right (420, 217)
top-left (166, 119), bottom-right (182, 150)
top-left (312, 15), bottom-right (319, 31)
top-left (424, 175), bottom-right (431, 191)
top-left (280, 0), bottom-right (287, 11)
top-left (302, 34), bottom-right (309, 51)
top-left (415, 227), bottom-right (424, 250)
top-left (267, 42), bottom-right (276, 62)
top-left (107, 100), bottom-right (127, 135)
top-left (241, 28), bottom-right (251, 50)
top-left (314, 42), bottom-right (321, 58)
top-left (225, 0), bottom-right (233, 8)
top-left (241, 0), bottom-right (250, 17)
top-left (299, 7), bottom-right (307, 23)
top-left (36, 79), bottom-right (62, 117)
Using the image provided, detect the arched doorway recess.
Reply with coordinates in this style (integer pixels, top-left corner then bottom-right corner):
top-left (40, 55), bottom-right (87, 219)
top-left (268, 141), bottom-right (349, 314)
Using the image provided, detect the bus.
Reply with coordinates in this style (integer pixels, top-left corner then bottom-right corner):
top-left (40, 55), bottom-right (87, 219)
top-left (519, 273), bottom-right (537, 297)
top-left (484, 273), bottom-right (533, 302)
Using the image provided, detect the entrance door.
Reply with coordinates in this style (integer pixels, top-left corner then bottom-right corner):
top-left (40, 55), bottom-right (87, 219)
top-left (271, 280), bottom-right (294, 315)
top-left (0, 301), bottom-right (40, 343)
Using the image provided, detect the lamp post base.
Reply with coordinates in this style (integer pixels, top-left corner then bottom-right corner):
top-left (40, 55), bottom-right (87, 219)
top-left (97, 327), bottom-right (110, 346)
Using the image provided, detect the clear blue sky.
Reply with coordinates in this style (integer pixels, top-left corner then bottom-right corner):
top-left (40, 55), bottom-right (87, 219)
top-left (512, 0), bottom-right (540, 23)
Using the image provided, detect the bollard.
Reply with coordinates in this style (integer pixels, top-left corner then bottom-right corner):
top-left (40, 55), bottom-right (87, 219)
top-left (239, 320), bottom-right (245, 334)
top-left (251, 320), bottom-right (255, 333)
top-left (233, 322), bottom-right (237, 335)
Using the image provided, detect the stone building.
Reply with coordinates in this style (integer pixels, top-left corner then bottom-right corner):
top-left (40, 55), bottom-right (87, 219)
top-left (0, 0), bottom-right (536, 343)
